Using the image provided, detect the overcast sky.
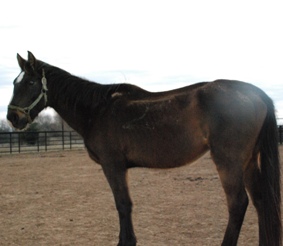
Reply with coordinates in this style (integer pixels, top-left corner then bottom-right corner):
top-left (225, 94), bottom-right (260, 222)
top-left (1, 0), bottom-right (282, 123)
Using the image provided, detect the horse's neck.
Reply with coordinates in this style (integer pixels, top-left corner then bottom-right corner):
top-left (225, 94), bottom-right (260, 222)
top-left (46, 68), bottom-right (100, 137)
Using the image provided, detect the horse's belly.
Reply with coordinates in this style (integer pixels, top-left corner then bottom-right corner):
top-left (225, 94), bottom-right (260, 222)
top-left (126, 135), bottom-right (209, 168)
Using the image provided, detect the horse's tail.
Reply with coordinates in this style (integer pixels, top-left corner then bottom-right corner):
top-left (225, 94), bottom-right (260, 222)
top-left (258, 94), bottom-right (281, 245)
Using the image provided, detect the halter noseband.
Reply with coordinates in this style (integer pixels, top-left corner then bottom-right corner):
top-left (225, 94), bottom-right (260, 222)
top-left (8, 69), bottom-right (48, 123)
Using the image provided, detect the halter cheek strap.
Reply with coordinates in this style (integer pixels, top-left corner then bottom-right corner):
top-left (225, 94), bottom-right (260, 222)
top-left (8, 69), bottom-right (48, 123)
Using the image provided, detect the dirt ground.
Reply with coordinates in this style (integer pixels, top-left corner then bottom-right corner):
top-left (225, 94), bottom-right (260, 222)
top-left (0, 147), bottom-right (282, 246)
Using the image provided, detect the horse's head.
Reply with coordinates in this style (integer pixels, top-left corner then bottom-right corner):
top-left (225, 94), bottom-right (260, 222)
top-left (7, 51), bottom-right (48, 130)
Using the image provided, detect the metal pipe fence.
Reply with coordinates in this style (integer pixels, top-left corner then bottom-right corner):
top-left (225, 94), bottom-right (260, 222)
top-left (0, 126), bottom-right (282, 154)
top-left (0, 131), bottom-right (84, 154)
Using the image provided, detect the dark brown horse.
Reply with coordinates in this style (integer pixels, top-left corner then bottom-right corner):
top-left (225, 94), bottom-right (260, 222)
top-left (7, 52), bottom-right (281, 246)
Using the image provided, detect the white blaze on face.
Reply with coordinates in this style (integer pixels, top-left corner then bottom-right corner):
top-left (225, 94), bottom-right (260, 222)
top-left (16, 71), bottom-right (25, 83)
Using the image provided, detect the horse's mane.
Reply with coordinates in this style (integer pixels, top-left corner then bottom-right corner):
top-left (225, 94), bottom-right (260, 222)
top-left (40, 61), bottom-right (207, 115)
top-left (41, 62), bottom-right (147, 113)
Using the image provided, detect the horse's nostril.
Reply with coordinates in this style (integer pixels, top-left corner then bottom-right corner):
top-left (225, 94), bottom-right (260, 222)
top-left (7, 112), bottom-right (19, 126)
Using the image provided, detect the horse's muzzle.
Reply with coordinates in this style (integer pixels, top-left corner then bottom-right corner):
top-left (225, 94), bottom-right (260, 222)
top-left (7, 109), bottom-right (29, 130)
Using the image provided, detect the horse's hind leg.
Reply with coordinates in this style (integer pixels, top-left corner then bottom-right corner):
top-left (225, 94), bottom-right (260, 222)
top-left (211, 151), bottom-right (249, 246)
top-left (102, 163), bottom-right (136, 246)
top-left (244, 155), bottom-right (271, 246)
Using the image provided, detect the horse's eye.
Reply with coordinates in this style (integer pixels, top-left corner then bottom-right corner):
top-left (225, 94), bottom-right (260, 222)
top-left (29, 81), bottom-right (35, 85)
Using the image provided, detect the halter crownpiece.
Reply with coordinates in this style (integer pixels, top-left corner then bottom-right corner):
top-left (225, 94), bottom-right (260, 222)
top-left (8, 69), bottom-right (48, 123)
top-left (41, 69), bottom-right (48, 103)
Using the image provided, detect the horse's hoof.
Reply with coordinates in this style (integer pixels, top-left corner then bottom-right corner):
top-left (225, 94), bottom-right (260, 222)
top-left (117, 241), bottom-right (136, 246)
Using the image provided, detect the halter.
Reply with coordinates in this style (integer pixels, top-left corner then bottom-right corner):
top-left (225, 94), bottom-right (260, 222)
top-left (8, 69), bottom-right (48, 123)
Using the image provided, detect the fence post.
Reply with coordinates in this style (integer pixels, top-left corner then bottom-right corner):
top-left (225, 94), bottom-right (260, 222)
top-left (37, 132), bottom-right (40, 152)
top-left (62, 131), bottom-right (65, 150)
top-left (279, 126), bottom-right (283, 145)
top-left (45, 132), bottom-right (47, 151)
top-left (9, 132), bottom-right (12, 154)
top-left (18, 133), bottom-right (21, 153)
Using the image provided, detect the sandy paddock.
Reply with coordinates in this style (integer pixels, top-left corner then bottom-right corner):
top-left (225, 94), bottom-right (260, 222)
top-left (0, 147), bottom-right (282, 245)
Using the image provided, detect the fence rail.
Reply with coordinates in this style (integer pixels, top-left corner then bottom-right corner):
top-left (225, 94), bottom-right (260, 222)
top-left (0, 131), bottom-right (84, 154)
top-left (0, 126), bottom-right (282, 154)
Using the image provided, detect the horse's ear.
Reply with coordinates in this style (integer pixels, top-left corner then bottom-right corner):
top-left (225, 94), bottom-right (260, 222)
top-left (27, 51), bottom-right (37, 70)
top-left (17, 53), bottom-right (26, 71)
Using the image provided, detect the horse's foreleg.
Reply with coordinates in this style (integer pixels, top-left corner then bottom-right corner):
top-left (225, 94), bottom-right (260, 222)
top-left (102, 164), bottom-right (136, 246)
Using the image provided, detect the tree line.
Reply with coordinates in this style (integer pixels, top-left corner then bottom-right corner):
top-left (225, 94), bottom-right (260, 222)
top-left (0, 113), bottom-right (73, 132)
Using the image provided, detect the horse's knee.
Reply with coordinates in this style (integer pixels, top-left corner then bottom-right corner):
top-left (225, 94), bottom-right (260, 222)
top-left (116, 200), bottom-right (133, 215)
